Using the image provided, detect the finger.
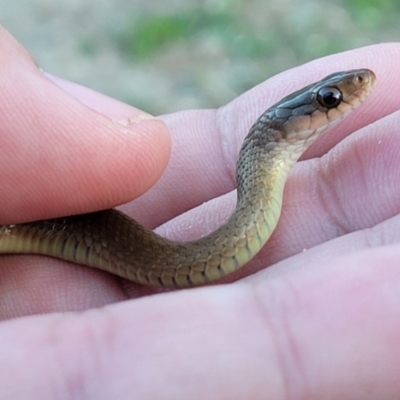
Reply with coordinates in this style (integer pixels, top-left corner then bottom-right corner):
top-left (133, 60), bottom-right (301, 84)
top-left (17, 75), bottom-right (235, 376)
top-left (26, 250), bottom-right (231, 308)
top-left (0, 26), bottom-right (171, 224)
top-left (265, 109), bottom-right (400, 264)
top-left (0, 255), bottom-right (129, 320)
top-left (125, 43), bottom-right (400, 228)
top-left (249, 212), bottom-right (400, 284)
top-left (2, 246), bottom-right (400, 399)
top-left (45, 74), bottom-right (147, 118)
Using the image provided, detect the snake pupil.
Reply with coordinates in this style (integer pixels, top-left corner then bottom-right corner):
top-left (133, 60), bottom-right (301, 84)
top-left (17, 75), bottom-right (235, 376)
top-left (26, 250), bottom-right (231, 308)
top-left (317, 86), bottom-right (343, 108)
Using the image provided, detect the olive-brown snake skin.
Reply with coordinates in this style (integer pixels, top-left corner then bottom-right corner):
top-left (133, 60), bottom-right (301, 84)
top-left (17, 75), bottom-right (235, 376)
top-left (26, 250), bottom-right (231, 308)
top-left (0, 69), bottom-right (375, 288)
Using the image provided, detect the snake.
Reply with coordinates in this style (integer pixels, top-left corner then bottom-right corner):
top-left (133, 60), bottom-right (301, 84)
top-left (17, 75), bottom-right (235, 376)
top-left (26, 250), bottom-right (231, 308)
top-left (0, 69), bottom-right (375, 288)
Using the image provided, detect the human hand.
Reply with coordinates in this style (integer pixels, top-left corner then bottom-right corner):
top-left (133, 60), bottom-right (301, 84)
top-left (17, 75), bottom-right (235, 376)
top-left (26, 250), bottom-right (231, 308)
top-left (1, 24), bottom-right (400, 398)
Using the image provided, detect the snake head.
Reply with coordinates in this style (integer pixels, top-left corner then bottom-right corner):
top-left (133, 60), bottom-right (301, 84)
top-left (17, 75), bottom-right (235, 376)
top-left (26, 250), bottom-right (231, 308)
top-left (271, 68), bottom-right (376, 144)
top-left (242, 68), bottom-right (376, 166)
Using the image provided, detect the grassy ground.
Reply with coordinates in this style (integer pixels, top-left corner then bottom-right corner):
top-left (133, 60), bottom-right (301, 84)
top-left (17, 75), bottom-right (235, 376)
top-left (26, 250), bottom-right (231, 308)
top-left (1, 0), bottom-right (399, 114)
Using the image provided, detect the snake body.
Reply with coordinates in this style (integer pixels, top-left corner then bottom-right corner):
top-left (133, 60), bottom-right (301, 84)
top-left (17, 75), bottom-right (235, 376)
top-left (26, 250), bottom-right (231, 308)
top-left (0, 69), bottom-right (375, 288)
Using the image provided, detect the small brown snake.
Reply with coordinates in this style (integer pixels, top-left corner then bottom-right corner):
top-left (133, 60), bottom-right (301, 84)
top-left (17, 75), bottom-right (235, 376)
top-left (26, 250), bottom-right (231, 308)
top-left (0, 69), bottom-right (376, 288)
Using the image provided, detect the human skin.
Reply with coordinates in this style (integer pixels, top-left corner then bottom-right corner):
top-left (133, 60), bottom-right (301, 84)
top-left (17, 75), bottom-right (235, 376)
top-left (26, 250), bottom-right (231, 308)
top-left (1, 24), bottom-right (400, 398)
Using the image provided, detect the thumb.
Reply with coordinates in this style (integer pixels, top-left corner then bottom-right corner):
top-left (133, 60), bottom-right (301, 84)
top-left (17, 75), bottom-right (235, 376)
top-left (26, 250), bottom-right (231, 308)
top-left (0, 26), bottom-right (171, 224)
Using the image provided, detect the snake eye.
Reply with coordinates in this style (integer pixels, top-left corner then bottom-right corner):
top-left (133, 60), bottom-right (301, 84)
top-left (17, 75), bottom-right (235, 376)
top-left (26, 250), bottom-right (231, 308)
top-left (317, 86), bottom-right (343, 108)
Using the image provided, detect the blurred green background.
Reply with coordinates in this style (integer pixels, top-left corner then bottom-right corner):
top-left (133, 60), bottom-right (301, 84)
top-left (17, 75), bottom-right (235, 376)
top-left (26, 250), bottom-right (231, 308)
top-left (1, 0), bottom-right (399, 114)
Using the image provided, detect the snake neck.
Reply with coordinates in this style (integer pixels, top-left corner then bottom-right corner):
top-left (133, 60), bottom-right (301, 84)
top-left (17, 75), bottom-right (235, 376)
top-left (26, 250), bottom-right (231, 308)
top-left (231, 121), bottom-right (319, 251)
top-left (236, 125), bottom-right (293, 206)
